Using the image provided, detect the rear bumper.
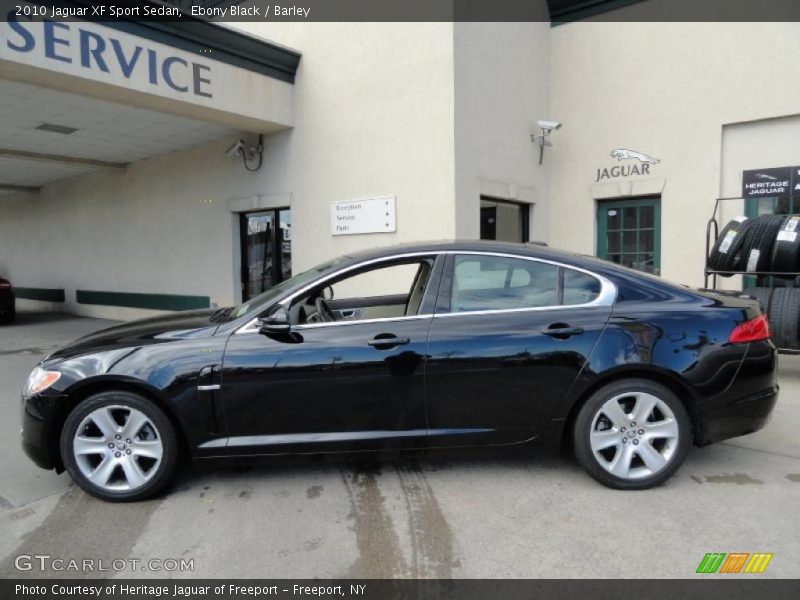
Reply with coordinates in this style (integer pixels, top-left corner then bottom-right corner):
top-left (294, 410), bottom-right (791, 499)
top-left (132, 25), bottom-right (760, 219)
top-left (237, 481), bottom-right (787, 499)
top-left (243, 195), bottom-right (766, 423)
top-left (696, 340), bottom-right (778, 445)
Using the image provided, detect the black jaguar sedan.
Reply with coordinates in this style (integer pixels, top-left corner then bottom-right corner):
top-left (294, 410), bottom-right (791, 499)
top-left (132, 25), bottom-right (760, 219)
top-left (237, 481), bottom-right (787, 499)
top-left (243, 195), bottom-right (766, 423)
top-left (21, 241), bottom-right (777, 501)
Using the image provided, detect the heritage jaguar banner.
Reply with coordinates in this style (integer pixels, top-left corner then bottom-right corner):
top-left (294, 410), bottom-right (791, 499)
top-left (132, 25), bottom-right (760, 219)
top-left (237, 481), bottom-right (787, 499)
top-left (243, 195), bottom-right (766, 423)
top-left (742, 167), bottom-right (796, 198)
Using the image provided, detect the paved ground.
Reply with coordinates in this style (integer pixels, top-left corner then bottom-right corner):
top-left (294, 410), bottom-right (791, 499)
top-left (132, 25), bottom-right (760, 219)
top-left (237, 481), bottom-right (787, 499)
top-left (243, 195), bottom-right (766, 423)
top-left (1, 312), bottom-right (798, 579)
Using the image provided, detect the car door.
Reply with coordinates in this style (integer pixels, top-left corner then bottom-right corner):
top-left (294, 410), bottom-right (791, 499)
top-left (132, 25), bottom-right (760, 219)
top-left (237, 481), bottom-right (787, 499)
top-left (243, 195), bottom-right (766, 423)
top-left (424, 252), bottom-right (615, 447)
top-left (217, 254), bottom-right (442, 455)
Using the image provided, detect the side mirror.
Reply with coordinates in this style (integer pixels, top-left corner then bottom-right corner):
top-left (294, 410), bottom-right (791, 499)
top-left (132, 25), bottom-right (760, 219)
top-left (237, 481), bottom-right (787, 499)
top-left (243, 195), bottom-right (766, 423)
top-left (322, 285), bottom-right (335, 300)
top-left (258, 308), bottom-right (291, 334)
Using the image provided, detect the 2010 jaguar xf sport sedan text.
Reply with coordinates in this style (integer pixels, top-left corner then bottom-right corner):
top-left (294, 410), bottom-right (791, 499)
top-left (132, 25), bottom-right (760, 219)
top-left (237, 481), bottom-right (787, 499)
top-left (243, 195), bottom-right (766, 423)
top-left (20, 241), bottom-right (778, 501)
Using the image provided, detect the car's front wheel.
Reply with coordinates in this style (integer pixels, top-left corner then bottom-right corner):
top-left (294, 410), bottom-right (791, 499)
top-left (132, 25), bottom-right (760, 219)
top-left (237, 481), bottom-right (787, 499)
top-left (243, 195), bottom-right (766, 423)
top-left (60, 391), bottom-right (179, 501)
top-left (573, 379), bottom-right (691, 490)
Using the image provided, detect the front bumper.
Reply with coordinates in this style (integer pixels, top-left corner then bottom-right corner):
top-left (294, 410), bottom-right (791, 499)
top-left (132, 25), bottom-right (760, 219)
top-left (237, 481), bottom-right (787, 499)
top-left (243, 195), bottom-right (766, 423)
top-left (21, 392), bottom-right (68, 471)
top-left (696, 340), bottom-right (779, 445)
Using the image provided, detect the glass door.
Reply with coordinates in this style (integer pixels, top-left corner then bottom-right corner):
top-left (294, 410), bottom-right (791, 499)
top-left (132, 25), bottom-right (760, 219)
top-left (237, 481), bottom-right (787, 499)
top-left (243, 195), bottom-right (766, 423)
top-left (240, 208), bottom-right (291, 301)
top-left (596, 197), bottom-right (661, 275)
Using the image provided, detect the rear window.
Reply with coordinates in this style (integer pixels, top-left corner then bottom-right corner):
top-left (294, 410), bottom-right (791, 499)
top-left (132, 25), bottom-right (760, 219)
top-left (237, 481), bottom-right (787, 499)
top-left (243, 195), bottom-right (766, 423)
top-left (451, 255), bottom-right (558, 312)
top-left (445, 255), bottom-right (605, 313)
top-left (563, 269), bottom-right (602, 305)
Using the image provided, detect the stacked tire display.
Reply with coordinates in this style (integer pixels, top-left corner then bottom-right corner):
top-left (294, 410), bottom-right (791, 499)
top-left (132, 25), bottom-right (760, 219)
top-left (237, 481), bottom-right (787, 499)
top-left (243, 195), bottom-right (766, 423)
top-left (708, 214), bottom-right (800, 350)
top-left (708, 214), bottom-right (800, 276)
top-left (746, 287), bottom-right (800, 349)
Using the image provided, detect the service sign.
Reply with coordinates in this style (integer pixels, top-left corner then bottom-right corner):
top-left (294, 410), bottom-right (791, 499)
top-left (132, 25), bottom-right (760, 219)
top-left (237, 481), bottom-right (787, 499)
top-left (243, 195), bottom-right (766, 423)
top-left (330, 196), bottom-right (396, 236)
top-left (742, 167), bottom-right (796, 198)
top-left (0, 2), bottom-right (294, 129)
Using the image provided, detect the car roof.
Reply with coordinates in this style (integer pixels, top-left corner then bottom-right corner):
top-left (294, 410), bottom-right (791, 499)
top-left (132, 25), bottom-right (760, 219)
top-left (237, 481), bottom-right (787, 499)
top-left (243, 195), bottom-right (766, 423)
top-left (345, 239), bottom-right (565, 260)
top-left (342, 239), bottom-right (608, 270)
top-left (341, 240), bottom-right (697, 297)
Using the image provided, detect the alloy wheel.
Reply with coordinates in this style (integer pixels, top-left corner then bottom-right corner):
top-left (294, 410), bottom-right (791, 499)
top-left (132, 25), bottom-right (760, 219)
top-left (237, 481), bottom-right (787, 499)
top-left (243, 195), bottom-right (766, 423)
top-left (72, 405), bottom-right (163, 492)
top-left (589, 391), bottom-right (679, 480)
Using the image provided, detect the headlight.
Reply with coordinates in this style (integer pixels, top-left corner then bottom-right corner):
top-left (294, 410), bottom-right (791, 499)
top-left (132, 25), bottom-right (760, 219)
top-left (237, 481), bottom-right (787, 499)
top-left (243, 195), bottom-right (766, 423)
top-left (23, 367), bottom-right (61, 398)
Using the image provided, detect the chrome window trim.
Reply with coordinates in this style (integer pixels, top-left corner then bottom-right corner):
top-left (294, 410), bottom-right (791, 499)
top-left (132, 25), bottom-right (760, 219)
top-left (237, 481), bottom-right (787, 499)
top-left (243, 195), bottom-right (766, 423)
top-left (234, 249), bottom-right (616, 334)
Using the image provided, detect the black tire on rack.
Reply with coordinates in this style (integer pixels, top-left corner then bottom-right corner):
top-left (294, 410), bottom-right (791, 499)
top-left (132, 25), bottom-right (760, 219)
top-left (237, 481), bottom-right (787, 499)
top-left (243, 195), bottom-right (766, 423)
top-left (770, 215), bottom-right (800, 278)
top-left (768, 287), bottom-right (800, 350)
top-left (707, 217), bottom-right (752, 275)
top-left (747, 287), bottom-right (773, 314)
top-left (740, 214), bottom-right (786, 274)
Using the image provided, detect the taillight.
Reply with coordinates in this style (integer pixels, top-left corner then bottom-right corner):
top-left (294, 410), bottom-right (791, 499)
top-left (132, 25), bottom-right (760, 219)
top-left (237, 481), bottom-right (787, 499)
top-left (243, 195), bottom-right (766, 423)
top-left (729, 314), bottom-right (770, 343)
top-left (0, 280), bottom-right (9, 289)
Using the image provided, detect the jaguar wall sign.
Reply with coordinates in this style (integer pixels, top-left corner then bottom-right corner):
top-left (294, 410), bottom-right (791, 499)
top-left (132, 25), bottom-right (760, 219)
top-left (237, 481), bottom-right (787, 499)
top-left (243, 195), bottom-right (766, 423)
top-left (595, 149), bottom-right (660, 182)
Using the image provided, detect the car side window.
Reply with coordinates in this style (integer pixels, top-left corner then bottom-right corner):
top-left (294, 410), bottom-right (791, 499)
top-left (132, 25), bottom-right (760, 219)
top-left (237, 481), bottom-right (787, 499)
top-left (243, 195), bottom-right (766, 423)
top-left (449, 255), bottom-right (558, 312)
top-left (289, 258), bottom-right (433, 325)
top-left (563, 268), bottom-right (602, 305)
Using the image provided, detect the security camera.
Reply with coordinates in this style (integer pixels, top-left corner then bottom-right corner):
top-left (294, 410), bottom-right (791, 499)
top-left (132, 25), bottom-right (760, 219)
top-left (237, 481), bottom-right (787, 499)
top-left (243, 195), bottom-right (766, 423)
top-left (532, 121), bottom-right (562, 165)
top-left (537, 120), bottom-right (562, 131)
top-left (224, 139), bottom-right (246, 157)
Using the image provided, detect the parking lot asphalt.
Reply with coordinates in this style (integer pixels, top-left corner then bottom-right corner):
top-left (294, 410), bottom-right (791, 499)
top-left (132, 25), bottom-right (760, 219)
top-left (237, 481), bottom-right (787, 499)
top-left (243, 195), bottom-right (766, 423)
top-left (1, 312), bottom-right (799, 579)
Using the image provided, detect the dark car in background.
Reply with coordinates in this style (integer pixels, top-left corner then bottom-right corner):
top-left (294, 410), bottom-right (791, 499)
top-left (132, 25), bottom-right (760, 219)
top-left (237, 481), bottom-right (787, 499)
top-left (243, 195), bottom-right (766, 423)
top-left (20, 241), bottom-right (778, 501)
top-left (0, 276), bottom-right (14, 323)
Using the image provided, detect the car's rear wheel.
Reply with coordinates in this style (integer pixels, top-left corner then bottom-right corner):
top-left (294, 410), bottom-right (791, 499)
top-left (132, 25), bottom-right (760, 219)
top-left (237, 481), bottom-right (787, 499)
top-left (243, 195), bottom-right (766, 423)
top-left (60, 391), bottom-right (179, 502)
top-left (573, 379), bottom-right (691, 490)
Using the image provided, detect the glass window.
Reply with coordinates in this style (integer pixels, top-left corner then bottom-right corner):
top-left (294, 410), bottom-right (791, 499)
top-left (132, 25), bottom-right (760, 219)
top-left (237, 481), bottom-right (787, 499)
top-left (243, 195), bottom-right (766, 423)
top-left (449, 255), bottom-right (558, 312)
top-left (563, 269), bottom-right (602, 305)
top-left (228, 256), bottom-right (346, 321)
top-left (331, 263), bottom-right (420, 300)
top-left (597, 198), bottom-right (660, 275)
top-left (479, 197), bottom-right (529, 243)
top-left (241, 208), bottom-right (292, 301)
top-left (291, 259), bottom-right (433, 324)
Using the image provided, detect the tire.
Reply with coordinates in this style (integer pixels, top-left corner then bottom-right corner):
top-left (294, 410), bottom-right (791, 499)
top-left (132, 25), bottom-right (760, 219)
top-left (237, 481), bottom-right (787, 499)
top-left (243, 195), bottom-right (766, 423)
top-left (60, 391), bottom-right (179, 502)
top-left (747, 287), bottom-right (773, 314)
top-left (768, 287), bottom-right (800, 350)
top-left (0, 305), bottom-right (13, 324)
top-left (708, 217), bottom-right (751, 275)
top-left (573, 379), bottom-right (691, 490)
top-left (739, 214), bottom-right (785, 274)
top-left (770, 215), bottom-right (800, 277)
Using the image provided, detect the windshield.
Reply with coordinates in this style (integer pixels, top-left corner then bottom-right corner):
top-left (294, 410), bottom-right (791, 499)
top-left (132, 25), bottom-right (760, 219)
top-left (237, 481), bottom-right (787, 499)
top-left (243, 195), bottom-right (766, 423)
top-left (224, 256), bottom-right (347, 321)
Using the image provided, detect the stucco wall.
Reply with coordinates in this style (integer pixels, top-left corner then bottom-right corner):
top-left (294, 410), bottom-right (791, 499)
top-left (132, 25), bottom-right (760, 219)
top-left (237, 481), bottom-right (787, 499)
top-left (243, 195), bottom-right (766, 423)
top-left (549, 22), bottom-right (800, 287)
top-left (453, 21), bottom-right (551, 242)
top-left (228, 21), bottom-right (457, 263)
top-left (0, 22), bottom-right (457, 320)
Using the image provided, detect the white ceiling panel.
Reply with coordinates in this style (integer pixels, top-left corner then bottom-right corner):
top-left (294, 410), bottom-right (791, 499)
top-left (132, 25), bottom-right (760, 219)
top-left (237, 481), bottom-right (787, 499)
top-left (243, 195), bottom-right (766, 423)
top-left (0, 156), bottom-right (97, 187)
top-left (0, 78), bottom-right (238, 187)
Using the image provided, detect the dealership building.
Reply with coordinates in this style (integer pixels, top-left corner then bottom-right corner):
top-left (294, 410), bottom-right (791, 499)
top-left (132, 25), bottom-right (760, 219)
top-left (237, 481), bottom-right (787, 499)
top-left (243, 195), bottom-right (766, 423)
top-left (1, 0), bottom-right (798, 320)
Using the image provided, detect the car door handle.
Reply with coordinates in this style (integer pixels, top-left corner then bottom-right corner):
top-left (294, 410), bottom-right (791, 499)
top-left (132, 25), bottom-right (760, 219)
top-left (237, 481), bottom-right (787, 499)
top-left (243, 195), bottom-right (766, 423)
top-left (368, 335), bottom-right (410, 349)
top-left (542, 324), bottom-right (584, 339)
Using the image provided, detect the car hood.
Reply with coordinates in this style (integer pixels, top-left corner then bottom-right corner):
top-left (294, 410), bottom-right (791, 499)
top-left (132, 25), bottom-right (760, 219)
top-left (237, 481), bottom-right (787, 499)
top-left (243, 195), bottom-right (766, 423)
top-left (46, 308), bottom-right (220, 362)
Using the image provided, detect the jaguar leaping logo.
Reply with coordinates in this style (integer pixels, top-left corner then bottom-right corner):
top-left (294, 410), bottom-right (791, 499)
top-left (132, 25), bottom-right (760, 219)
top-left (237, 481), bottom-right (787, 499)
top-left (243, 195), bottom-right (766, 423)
top-left (755, 173), bottom-right (778, 181)
top-left (610, 149), bottom-right (660, 164)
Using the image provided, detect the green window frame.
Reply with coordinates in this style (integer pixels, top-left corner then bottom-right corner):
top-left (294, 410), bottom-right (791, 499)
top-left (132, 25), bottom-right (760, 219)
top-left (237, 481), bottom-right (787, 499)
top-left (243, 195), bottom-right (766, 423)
top-left (596, 197), bottom-right (661, 275)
